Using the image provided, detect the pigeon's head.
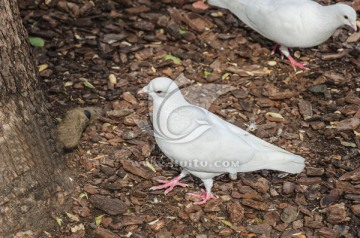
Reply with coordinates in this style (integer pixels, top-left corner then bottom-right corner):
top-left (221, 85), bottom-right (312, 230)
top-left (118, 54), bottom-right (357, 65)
top-left (335, 3), bottom-right (357, 31)
top-left (138, 77), bottom-right (180, 99)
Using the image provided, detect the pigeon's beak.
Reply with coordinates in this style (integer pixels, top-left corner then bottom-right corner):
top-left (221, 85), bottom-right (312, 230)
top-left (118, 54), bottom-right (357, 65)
top-left (137, 89), bottom-right (146, 94)
top-left (351, 23), bottom-right (357, 32)
top-left (137, 86), bottom-right (148, 95)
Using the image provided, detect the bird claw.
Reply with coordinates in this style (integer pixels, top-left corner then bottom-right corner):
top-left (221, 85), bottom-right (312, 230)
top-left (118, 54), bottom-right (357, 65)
top-left (188, 189), bottom-right (217, 204)
top-left (150, 176), bottom-right (187, 195)
top-left (192, 0), bottom-right (209, 10)
top-left (287, 55), bottom-right (308, 71)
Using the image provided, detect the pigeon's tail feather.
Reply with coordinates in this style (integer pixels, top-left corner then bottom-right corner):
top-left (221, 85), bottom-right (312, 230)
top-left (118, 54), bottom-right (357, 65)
top-left (238, 153), bottom-right (305, 174)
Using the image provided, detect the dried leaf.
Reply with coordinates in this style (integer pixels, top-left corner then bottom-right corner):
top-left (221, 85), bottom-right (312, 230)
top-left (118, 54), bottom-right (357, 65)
top-left (66, 212), bottom-right (80, 222)
top-left (220, 219), bottom-right (233, 227)
top-left (109, 74), bottom-right (117, 85)
top-left (70, 224), bottom-right (85, 233)
top-left (265, 112), bottom-right (284, 119)
top-left (145, 161), bottom-right (156, 173)
top-left (38, 64), bottom-right (48, 72)
top-left (340, 140), bottom-right (357, 148)
top-left (54, 216), bottom-right (62, 226)
top-left (95, 214), bottom-right (105, 227)
top-left (163, 55), bottom-right (182, 65)
top-left (29, 37), bottom-right (45, 47)
top-left (222, 73), bottom-right (230, 80)
top-left (79, 193), bottom-right (88, 199)
top-left (83, 81), bottom-right (95, 89)
top-left (204, 70), bottom-right (211, 77)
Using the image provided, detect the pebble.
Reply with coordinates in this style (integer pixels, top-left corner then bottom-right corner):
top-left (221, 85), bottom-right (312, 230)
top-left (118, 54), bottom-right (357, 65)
top-left (241, 175), bottom-right (269, 193)
top-left (350, 204), bottom-right (360, 217)
top-left (306, 167), bottom-right (325, 176)
top-left (226, 201), bottom-right (244, 222)
top-left (282, 181), bottom-right (295, 194)
top-left (339, 167), bottom-right (360, 181)
top-left (120, 160), bottom-right (156, 179)
top-left (247, 224), bottom-right (272, 236)
top-left (326, 203), bottom-right (348, 224)
top-left (90, 195), bottom-right (127, 216)
top-left (93, 228), bottom-right (119, 238)
top-left (241, 199), bottom-right (269, 211)
top-left (280, 206), bottom-right (298, 223)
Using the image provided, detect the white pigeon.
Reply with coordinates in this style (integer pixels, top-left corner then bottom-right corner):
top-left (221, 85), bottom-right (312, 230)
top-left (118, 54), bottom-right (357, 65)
top-left (207, 0), bottom-right (357, 70)
top-left (139, 77), bottom-right (305, 204)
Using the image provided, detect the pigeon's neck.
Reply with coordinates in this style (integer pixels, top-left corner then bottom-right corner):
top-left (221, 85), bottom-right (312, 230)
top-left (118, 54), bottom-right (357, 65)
top-left (321, 5), bottom-right (344, 29)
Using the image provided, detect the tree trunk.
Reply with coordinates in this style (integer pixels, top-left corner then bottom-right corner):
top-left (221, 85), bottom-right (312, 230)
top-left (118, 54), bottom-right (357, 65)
top-left (0, 0), bottom-right (73, 236)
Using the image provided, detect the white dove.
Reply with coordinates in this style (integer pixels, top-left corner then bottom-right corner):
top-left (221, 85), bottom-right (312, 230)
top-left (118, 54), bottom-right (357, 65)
top-left (139, 77), bottom-right (305, 204)
top-left (207, 0), bottom-right (357, 70)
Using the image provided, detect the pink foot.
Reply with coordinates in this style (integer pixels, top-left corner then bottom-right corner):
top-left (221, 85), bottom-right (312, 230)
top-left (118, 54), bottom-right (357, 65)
top-left (192, 0), bottom-right (209, 10)
top-left (150, 175), bottom-right (188, 195)
top-left (271, 44), bottom-right (280, 55)
top-left (287, 55), bottom-right (308, 71)
top-left (188, 189), bottom-right (217, 205)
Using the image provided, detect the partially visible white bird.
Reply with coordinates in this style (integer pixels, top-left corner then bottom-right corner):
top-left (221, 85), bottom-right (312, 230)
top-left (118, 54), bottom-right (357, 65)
top-left (207, 0), bottom-right (357, 70)
top-left (139, 77), bottom-right (305, 204)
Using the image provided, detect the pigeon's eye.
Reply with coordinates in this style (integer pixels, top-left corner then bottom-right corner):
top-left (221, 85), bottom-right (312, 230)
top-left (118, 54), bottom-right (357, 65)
top-left (156, 90), bottom-right (163, 94)
top-left (344, 15), bottom-right (348, 19)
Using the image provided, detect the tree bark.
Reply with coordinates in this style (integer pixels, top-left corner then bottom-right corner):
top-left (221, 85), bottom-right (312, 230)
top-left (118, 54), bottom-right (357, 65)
top-left (0, 0), bottom-right (73, 236)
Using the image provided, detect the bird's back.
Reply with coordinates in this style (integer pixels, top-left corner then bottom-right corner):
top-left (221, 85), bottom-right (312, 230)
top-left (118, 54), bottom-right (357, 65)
top-left (208, 0), bottom-right (340, 48)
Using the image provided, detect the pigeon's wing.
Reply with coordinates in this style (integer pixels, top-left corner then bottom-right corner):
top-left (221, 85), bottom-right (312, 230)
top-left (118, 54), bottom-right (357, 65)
top-left (243, 0), bottom-right (321, 45)
top-left (206, 111), bottom-right (305, 174)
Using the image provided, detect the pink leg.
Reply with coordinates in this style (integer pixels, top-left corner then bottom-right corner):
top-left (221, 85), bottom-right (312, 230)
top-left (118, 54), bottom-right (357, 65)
top-left (150, 174), bottom-right (188, 195)
top-left (188, 189), bottom-right (217, 205)
top-left (192, 0), bottom-right (209, 10)
top-left (271, 44), bottom-right (280, 55)
top-left (287, 55), bottom-right (308, 71)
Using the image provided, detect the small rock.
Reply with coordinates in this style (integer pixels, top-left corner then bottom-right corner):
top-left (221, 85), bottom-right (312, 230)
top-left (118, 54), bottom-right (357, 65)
top-left (298, 100), bottom-right (313, 121)
top-left (263, 211), bottom-right (281, 226)
top-left (309, 121), bottom-right (326, 130)
top-left (336, 181), bottom-right (356, 193)
top-left (149, 219), bottom-right (165, 231)
top-left (170, 223), bottom-right (186, 237)
top-left (309, 84), bottom-right (328, 94)
top-left (196, 235), bottom-right (207, 238)
top-left (226, 201), bottom-right (244, 222)
top-left (120, 160), bottom-right (156, 179)
top-left (350, 204), bottom-right (360, 217)
top-left (282, 181), bottom-right (295, 194)
top-left (306, 167), bottom-right (325, 176)
top-left (336, 117), bottom-right (360, 131)
top-left (246, 224), bottom-right (272, 236)
top-left (241, 199), bottom-right (269, 211)
top-left (326, 203), bottom-right (348, 224)
top-left (189, 210), bottom-right (203, 222)
top-left (297, 177), bottom-right (322, 185)
top-left (204, 199), bottom-right (222, 212)
top-left (292, 220), bottom-right (303, 230)
top-left (106, 109), bottom-right (134, 117)
top-left (320, 189), bottom-right (340, 207)
top-left (346, 31), bottom-right (360, 43)
top-left (114, 149), bottom-right (132, 160)
top-left (90, 195), bottom-right (127, 216)
top-left (316, 227), bottom-right (337, 237)
top-left (304, 216), bottom-right (323, 229)
top-left (339, 167), bottom-right (360, 181)
top-left (281, 206), bottom-right (298, 223)
top-left (122, 216), bottom-right (145, 226)
top-left (241, 175), bottom-right (269, 193)
top-left (93, 228), bottom-right (119, 238)
top-left (122, 130), bottom-right (139, 140)
top-left (218, 228), bottom-right (233, 236)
